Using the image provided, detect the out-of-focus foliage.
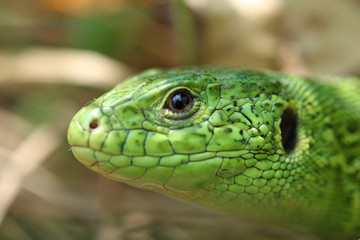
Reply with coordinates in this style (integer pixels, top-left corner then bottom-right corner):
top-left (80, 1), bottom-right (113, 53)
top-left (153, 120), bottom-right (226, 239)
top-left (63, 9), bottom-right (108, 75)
top-left (0, 0), bottom-right (359, 239)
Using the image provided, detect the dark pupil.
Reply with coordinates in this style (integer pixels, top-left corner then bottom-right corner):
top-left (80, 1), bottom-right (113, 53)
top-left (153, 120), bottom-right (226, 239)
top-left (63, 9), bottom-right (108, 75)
top-left (171, 92), bottom-right (190, 111)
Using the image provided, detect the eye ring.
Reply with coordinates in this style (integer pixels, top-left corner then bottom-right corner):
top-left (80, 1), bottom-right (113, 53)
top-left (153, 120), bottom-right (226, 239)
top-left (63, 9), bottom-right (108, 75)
top-left (166, 89), bottom-right (194, 113)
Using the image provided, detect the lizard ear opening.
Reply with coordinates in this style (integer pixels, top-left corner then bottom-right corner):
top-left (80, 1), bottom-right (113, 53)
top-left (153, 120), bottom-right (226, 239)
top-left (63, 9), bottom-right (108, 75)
top-left (280, 108), bottom-right (298, 154)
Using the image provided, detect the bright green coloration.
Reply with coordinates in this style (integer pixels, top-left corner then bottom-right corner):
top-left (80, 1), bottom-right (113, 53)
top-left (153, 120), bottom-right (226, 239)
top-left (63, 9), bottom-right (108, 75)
top-left (68, 67), bottom-right (360, 239)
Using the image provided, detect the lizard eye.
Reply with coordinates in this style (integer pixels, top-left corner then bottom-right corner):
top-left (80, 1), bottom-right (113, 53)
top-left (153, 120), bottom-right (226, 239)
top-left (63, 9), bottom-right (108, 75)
top-left (166, 89), bottom-right (194, 113)
top-left (280, 108), bottom-right (298, 154)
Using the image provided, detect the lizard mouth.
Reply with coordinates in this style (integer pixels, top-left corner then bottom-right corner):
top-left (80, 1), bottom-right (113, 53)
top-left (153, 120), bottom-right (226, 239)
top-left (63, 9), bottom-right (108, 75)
top-left (70, 145), bottom-right (134, 172)
top-left (71, 145), bottom-right (150, 182)
top-left (70, 144), bottom-right (226, 192)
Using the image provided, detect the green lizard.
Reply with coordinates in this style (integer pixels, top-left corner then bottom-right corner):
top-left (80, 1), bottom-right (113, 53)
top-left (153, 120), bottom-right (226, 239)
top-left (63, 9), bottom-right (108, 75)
top-left (67, 67), bottom-right (360, 239)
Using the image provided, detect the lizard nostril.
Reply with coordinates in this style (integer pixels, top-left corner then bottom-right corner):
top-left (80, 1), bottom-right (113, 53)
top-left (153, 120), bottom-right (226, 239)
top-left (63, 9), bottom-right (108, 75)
top-left (89, 119), bottom-right (100, 129)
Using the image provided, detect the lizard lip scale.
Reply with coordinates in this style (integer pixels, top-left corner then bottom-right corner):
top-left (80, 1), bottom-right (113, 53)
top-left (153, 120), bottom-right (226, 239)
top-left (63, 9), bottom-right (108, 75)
top-left (71, 147), bottom-right (94, 167)
top-left (67, 67), bottom-right (360, 239)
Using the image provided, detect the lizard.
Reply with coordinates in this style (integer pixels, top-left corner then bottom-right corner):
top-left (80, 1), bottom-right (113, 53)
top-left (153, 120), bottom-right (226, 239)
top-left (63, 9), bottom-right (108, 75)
top-left (67, 66), bottom-right (360, 239)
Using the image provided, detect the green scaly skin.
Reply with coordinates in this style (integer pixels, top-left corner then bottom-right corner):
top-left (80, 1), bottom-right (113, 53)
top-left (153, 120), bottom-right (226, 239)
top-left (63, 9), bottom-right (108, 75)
top-left (67, 67), bottom-right (360, 239)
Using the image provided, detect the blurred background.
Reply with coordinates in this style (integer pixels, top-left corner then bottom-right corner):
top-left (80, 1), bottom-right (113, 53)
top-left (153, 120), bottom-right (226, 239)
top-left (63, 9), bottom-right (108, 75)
top-left (0, 0), bottom-right (359, 239)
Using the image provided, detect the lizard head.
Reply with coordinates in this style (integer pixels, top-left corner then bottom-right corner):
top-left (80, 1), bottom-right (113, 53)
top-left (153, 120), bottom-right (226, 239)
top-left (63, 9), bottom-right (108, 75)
top-left (68, 67), bottom-right (336, 224)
